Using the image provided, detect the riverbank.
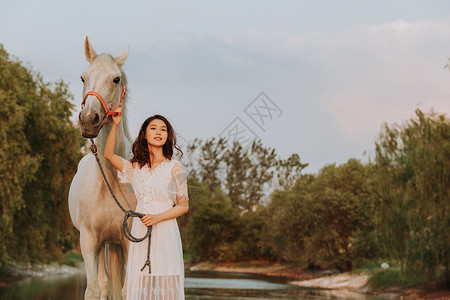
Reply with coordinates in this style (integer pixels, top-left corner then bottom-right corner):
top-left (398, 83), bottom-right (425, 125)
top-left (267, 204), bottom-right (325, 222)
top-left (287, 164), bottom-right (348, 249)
top-left (189, 261), bottom-right (450, 299)
top-left (189, 260), bottom-right (337, 281)
top-left (2, 260), bottom-right (449, 299)
top-left (0, 261), bottom-right (85, 288)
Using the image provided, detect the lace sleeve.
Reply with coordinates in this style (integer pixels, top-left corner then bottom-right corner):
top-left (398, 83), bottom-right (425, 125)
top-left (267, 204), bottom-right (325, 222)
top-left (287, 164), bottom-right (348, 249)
top-left (170, 161), bottom-right (189, 207)
top-left (117, 157), bottom-right (134, 184)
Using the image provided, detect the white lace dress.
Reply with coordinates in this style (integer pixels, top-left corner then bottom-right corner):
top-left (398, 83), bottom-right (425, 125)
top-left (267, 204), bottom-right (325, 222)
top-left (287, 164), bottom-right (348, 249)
top-left (118, 158), bottom-right (188, 300)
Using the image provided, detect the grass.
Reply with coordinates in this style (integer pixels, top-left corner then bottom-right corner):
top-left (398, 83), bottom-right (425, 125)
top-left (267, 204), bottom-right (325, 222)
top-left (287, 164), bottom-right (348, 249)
top-left (351, 261), bottom-right (383, 274)
top-left (351, 260), bottom-right (409, 289)
top-left (352, 259), bottom-right (447, 289)
top-left (367, 265), bottom-right (429, 289)
top-left (369, 269), bottom-right (404, 289)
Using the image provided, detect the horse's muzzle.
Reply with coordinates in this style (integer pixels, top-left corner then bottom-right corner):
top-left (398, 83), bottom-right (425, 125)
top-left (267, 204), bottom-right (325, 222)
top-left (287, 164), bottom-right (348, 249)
top-left (79, 111), bottom-right (104, 138)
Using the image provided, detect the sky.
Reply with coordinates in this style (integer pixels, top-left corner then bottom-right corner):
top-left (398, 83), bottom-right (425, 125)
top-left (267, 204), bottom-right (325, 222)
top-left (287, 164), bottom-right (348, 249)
top-left (1, 0), bottom-right (450, 173)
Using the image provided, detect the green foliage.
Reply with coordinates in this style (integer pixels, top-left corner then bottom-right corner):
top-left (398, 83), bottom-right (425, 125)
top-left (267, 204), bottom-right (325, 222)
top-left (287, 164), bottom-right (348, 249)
top-left (0, 45), bottom-right (83, 266)
top-left (60, 250), bottom-right (83, 267)
top-left (263, 160), bottom-right (375, 271)
top-left (374, 109), bottom-right (450, 284)
top-left (183, 179), bottom-right (241, 261)
top-left (369, 269), bottom-right (403, 289)
top-left (198, 138), bottom-right (226, 192)
top-left (182, 178), bottom-right (268, 262)
top-left (243, 140), bottom-right (277, 210)
top-left (0, 46), bottom-right (41, 248)
top-left (368, 264), bottom-right (428, 289)
top-left (178, 106), bottom-right (449, 290)
top-left (181, 108), bottom-right (448, 288)
top-left (350, 261), bottom-right (382, 273)
top-left (186, 138), bottom-right (305, 211)
top-left (276, 153), bottom-right (308, 190)
top-left (216, 209), bottom-right (267, 261)
top-left (261, 180), bottom-right (311, 262)
top-left (223, 142), bottom-right (250, 208)
top-left (309, 159), bottom-right (375, 271)
top-left (238, 209), bottom-right (267, 259)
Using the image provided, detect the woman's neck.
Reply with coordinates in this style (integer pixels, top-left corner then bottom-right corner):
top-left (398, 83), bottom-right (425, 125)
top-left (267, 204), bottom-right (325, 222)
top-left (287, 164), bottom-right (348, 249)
top-left (148, 145), bottom-right (166, 164)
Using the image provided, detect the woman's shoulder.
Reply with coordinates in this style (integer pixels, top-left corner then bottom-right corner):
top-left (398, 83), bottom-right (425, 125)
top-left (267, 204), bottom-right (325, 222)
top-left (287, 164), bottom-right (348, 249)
top-left (168, 158), bottom-right (183, 166)
top-left (120, 157), bottom-right (146, 172)
top-left (167, 158), bottom-right (185, 171)
top-left (121, 157), bottom-right (139, 169)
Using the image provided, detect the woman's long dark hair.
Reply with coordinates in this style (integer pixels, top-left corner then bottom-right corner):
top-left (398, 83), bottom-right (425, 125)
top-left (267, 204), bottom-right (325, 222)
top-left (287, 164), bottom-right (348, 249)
top-left (130, 114), bottom-right (183, 168)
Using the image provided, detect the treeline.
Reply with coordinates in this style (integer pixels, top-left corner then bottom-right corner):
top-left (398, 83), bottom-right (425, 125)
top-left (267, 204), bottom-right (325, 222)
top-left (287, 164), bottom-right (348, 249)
top-left (179, 109), bottom-right (450, 286)
top-left (179, 139), bottom-right (307, 261)
top-left (0, 46), bottom-right (82, 267)
top-left (1, 45), bottom-right (448, 287)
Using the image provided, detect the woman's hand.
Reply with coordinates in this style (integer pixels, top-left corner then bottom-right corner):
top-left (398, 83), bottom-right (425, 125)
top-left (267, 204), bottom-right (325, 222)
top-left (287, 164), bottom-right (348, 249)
top-left (112, 106), bottom-right (123, 127)
top-left (141, 214), bottom-right (162, 227)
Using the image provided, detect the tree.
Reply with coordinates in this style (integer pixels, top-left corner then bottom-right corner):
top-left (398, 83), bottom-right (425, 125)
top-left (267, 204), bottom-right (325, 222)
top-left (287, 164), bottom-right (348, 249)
top-left (0, 46), bottom-right (41, 264)
top-left (276, 153), bottom-right (308, 190)
top-left (0, 45), bottom-right (83, 265)
top-left (374, 109), bottom-right (450, 284)
top-left (198, 138), bottom-right (227, 192)
top-left (244, 140), bottom-right (277, 211)
top-left (223, 142), bottom-right (250, 208)
top-left (305, 159), bottom-right (373, 271)
top-left (182, 138), bottom-right (201, 180)
top-left (183, 180), bottom-right (241, 261)
top-left (262, 174), bottom-right (314, 262)
top-left (263, 159), bottom-right (374, 271)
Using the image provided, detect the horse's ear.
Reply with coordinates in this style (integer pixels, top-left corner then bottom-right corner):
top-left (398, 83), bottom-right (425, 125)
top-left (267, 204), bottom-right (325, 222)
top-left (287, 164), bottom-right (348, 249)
top-left (84, 36), bottom-right (97, 63)
top-left (115, 46), bottom-right (130, 68)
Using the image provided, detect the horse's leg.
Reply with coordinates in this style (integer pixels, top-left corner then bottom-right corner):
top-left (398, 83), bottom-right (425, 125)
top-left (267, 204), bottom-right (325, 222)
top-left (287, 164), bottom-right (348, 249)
top-left (80, 228), bottom-right (101, 300)
top-left (121, 239), bottom-right (130, 299)
top-left (98, 244), bottom-right (108, 300)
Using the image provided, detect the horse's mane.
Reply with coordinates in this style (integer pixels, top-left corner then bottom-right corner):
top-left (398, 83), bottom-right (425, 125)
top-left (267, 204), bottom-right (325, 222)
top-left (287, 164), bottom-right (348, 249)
top-left (120, 72), bottom-right (133, 146)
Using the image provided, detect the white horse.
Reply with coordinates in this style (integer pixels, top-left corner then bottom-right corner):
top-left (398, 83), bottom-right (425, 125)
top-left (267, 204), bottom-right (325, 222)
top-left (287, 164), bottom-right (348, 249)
top-left (69, 37), bottom-right (137, 300)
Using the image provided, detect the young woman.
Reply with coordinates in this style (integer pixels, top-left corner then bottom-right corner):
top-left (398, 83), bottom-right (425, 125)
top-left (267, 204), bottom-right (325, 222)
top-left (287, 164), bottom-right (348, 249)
top-left (105, 106), bottom-right (189, 300)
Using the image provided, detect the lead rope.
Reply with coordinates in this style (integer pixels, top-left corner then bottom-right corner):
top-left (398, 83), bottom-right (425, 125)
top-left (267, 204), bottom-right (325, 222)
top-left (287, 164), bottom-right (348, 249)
top-left (89, 138), bottom-right (152, 274)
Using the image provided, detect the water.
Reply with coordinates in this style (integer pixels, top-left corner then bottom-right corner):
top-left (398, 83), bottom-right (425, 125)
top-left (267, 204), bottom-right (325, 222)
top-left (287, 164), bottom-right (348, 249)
top-left (0, 270), bottom-right (385, 300)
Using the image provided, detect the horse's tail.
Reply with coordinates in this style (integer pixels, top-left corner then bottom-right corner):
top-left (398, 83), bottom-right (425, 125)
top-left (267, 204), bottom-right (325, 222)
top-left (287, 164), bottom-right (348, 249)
top-left (105, 243), bottom-right (125, 300)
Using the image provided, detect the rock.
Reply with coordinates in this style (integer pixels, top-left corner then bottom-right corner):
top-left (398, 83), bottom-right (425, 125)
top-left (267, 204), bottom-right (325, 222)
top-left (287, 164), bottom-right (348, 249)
top-left (290, 272), bottom-right (370, 290)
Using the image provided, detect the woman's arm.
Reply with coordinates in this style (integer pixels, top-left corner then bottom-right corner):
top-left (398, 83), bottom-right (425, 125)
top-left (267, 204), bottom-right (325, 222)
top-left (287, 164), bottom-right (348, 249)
top-left (104, 106), bottom-right (125, 171)
top-left (140, 204), bottom-right (189, 227)
top-left (141, 162), bottom-right (189, 226)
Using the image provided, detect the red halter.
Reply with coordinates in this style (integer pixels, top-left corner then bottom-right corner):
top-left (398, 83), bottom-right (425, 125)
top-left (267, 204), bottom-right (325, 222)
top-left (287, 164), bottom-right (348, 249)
top-left (81, 78), bottom-right (126, 126)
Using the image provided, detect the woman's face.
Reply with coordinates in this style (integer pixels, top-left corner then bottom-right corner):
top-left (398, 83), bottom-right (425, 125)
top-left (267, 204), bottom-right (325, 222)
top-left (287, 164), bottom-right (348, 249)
top-left (145, 119), bottom-right (168, 148)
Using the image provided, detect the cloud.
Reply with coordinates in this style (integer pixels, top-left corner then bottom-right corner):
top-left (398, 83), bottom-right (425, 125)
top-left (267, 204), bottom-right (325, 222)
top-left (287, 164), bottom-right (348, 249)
top-left (3, 8), bottom-right (450, 173)
top-left (324, 19), bottom-right (450, 139)
top-left (221, 18), bottom-right (450, 142)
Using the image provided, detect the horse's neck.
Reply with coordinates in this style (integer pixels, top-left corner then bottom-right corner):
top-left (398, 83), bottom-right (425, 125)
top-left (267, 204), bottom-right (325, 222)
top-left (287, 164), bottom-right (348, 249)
top-left (96, 123), bottom-right (129, 159)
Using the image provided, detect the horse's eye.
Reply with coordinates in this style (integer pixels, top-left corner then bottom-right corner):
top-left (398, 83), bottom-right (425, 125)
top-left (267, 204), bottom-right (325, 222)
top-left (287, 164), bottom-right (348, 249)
top-left (113, 77), bottom-right (120, 84)
top-left (80, 76), bottom-right (85, 83)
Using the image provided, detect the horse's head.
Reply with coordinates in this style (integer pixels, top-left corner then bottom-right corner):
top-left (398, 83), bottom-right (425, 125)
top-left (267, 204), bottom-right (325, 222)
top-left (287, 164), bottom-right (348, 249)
top-left (79, 36), bottom-right (129, 138)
